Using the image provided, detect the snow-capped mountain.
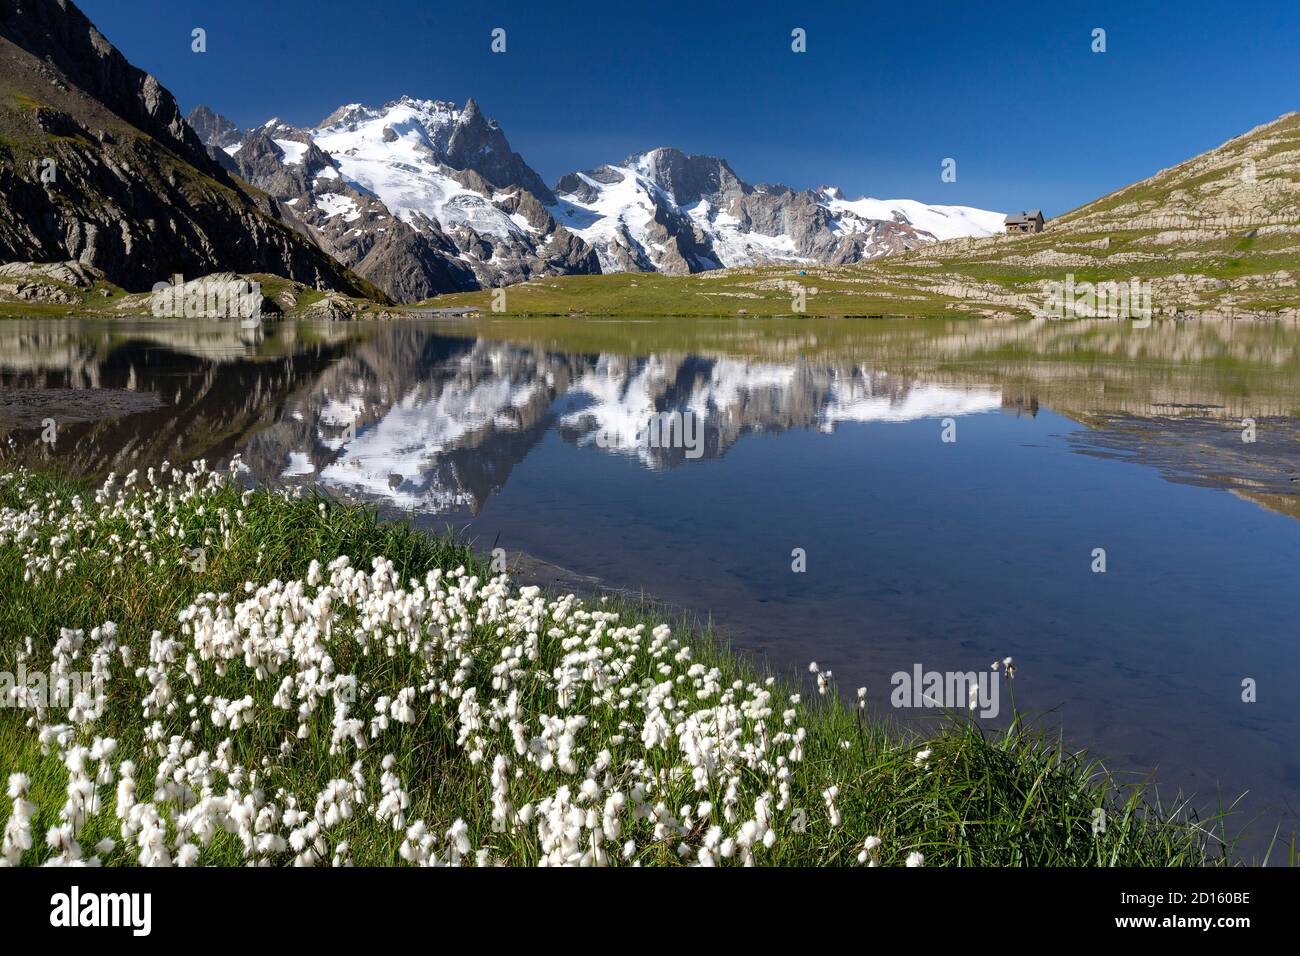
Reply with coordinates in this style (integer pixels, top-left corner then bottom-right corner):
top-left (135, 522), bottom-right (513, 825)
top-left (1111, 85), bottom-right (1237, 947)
top-left (191, 97), bottom-right (599, 301)
top-left (551, 147), bottom-right (1006, 274)
top-left (190, 100), bottom-right (1004, 300)
top-left (310, 97), bottom-right (555, 232)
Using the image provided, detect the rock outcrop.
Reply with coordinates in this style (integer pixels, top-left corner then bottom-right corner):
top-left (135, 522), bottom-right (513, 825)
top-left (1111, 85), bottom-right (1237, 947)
top-left (0, 0), bottom-right (383, 299)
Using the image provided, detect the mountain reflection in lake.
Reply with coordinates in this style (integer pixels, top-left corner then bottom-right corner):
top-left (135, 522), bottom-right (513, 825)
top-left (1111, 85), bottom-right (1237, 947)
top-left (2, 315), bottom-right (1299, 853)
top-left (248, 339), bottom-right (1005, 511)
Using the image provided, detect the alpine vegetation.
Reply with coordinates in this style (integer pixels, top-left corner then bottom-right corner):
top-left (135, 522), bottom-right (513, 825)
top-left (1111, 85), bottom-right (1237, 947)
top-left (0, 463), bottom-right (1224, 866)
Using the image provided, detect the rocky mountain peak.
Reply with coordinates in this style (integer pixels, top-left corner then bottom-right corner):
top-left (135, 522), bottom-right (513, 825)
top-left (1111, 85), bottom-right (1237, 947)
top-left (187, 104), bottom-right (241, 150)
top-left (630, 147), bottom-right (748, 206)
top-left (316, 101), bottom-right (373, 130)
top-left (442, 98), bottom-right (552, 203)
top-left (550, 145), bottom-right (1004, 276)
top-left (187, 89), bottom-right (603, 298)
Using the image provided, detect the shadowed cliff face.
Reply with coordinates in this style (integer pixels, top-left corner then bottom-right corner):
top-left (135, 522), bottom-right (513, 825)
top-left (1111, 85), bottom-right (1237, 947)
top-left (0, 0), bottom-right (223, 178)
top-left (445, 97), bottom-right (555, 205)
top-left (0, 0), bottom-right (379, 297)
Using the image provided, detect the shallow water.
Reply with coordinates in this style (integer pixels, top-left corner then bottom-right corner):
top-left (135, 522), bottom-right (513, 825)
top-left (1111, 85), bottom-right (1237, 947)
top-left (2, 314), bottom-right (1298, 855)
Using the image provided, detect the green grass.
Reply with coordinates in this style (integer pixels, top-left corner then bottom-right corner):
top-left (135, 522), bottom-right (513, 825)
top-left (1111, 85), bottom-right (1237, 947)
top-left (0, 273), bottom-right (129, 319)
top-left (0, 467), bottom-right (1271, 866)
top-left (418, 229), bottom-right (1300, 319)
top-left (425, 269), bottom-right (966, 318)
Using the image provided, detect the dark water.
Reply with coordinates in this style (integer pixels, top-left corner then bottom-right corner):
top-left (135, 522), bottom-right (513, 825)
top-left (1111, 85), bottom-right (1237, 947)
top-left (2, 315), bottom-right (1299, 856)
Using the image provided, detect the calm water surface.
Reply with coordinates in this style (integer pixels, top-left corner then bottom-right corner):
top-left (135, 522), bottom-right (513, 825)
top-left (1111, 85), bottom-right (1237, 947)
top-left (2, 315), bottom-right (1298, 853)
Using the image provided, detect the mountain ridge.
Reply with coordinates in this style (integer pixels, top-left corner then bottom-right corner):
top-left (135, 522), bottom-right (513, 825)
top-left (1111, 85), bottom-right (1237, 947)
top-left (191, 100), bottom-right (1006, 298)
top-left (12, 0), bottom-right (1287, 321)
top-left (549, 144), bottom-right (1005, 274)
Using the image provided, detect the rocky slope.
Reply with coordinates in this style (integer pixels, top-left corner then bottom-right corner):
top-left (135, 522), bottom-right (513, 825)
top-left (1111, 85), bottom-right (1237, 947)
top-left (0, 0), bottom-right (381, 299)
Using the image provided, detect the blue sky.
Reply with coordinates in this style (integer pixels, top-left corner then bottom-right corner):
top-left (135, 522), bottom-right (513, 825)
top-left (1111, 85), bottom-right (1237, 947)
top-left (77, 0), bottom-right (1299, 216)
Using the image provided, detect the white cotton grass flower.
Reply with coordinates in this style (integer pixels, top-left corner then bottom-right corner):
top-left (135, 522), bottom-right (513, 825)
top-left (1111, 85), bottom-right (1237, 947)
top-left (176, 843), bottom-right (200, 866)
top-left (375, 755), bottom-right (410, 831)
top-left (906, 851), bottom-right (925, 867)
top-left (808, 661), bottom-right (833, 696)
top-left (2, 773), bottom-right (36, 866)
top-left (822, 786), bottom-right (841, 827)
top-left (857, 834), bottom-right (882, 866)
top-left (0, 459), bottom-right (890, 868)
top-left (913, 748), bottom-right (933, 770)
top-left (45, 823), bottom-right (82, 865)
top-left (5, 774), bottom-right (30, 802)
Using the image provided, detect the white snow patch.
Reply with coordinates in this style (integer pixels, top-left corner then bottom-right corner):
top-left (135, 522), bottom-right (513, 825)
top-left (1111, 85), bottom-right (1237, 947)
top-left (315, 193), bottom-right (361, 222)
top-left (821, 193), bottom-right (1006, 241)
top-left (273, 139), bottom-right (308, 166)
top-left (820, 376), bottom-right (1002, 425)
